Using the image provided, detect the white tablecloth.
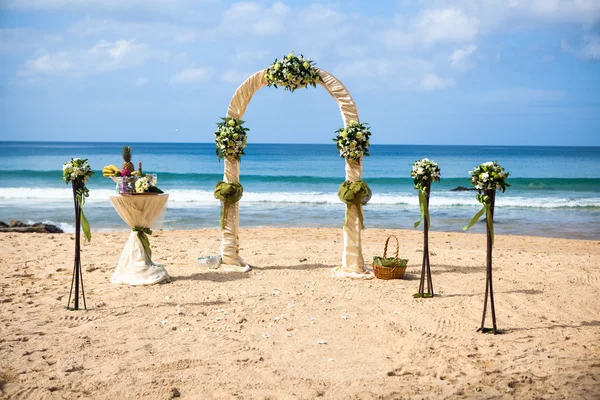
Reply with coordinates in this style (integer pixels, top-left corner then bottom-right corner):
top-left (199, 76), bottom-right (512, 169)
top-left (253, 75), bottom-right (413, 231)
top-left (109, 194), bottom-right (170, 285)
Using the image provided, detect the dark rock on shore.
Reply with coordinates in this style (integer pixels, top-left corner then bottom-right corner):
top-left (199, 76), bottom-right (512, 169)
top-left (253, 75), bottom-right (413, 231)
top-left (451, 186), bottom-right (477, 192)
top-left (0, 220), bottom-right (64, 233)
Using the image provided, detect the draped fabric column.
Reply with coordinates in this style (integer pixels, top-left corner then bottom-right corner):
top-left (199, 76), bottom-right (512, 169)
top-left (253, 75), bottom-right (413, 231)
top-left (217, 69), bottom-right (267, 271)
top-left (331, 161), bottom-right (373, 278)
top-left (317, 69), bottom-right (372, 279)
top-left (218, 157), bottom-right (251, 272)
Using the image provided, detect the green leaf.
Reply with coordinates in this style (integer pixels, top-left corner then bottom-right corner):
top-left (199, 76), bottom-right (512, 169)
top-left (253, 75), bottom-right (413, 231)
top-left (148, 186), bottom-right (164, 194)
top-left (80, 208), bottom-right (91, 242)
top-left (463, 205), bottom-right (486, 232)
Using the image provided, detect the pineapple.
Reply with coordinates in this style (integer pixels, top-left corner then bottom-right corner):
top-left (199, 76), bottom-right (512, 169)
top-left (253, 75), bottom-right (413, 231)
top-left (121, 146), bottom-right (135, 173)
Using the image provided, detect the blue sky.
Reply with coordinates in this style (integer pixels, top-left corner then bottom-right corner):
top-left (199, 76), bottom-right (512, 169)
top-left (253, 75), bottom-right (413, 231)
top-left (0, 0), bottom-right (599, 146)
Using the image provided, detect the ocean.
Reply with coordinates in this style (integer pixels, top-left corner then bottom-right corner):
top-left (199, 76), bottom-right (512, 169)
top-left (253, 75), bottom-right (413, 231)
top-left (0, 142), bottom-right (598, 240)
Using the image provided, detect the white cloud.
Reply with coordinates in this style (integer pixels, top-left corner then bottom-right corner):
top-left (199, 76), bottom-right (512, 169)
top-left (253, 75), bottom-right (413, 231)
top-left (1, 0), bottom-right (200, 12)
top-left (450, 44), bottom-right (477, 66)
top-left (135, 77), bottom-right (148, 86)
top-left (69, 17), bottom-right (200, 43)
top-left (421, 0), bottom-right (600, 26)
top-left (21, 52), bottom-right (73, 75)
top-left (169, 67), bottom-right (214, 84)
top-left (0, 27), bottom-right (62, 53)
top-left (333, 57), bottom-right (437, 91)
top-left (541, 55), bottom-right (555, 63)
top-left (18, 39), bottom-right (161, 77)
top-left (414, 7), bottom-right (480, 45)
top-left (234, 50), bottom-right (270, 62)
top-left (334, 58), bottom-right (395, 80)
top-left (473, 87), bottom-right (567, 104)
top-left (420, 73), bottom-right (456, 91)
top-left (580, 34), bottom-right (600, 61)
top-left (220, 70), bottom-right (251, 84)
top-left (382, 28), bottom-right (415, 49)
top-left (219, 1), bottom-right (290, 36)
top-left (526, 0), bottom-right (600, 24)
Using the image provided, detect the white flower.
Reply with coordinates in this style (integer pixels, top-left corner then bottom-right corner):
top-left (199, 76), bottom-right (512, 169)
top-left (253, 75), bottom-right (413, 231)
top-left (63, 163), bottom-right (70, 172)
top-left (70, 172), bottom-right (77, 180)
top-left (417, 167), bottom-right (424, 175)
top-left (476, 183), bottom-right (483, 189)
top-left (484, 161), bottom-right (494, 167)
top-left (481, 172), bottom-right (489, 182)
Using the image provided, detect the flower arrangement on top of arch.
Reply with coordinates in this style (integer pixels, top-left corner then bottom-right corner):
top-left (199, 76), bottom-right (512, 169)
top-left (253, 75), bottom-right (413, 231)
top-left (333, 120), bottom-right (371, 163)
top-left (264, 52), bottom-right (322, 92)
top-left (214, 117), bottom-right (248, 161)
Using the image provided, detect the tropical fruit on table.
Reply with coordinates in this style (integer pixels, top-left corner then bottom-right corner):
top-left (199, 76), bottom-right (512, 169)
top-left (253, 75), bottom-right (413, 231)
top-left (102, 165), bottom-right (121, 177)
top-left (121, 146), bottom-right (135, 173)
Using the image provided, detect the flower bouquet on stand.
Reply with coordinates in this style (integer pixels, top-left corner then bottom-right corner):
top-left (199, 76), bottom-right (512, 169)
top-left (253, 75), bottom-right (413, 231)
top-left (411, 158), bottom-right (440, 299)
top-left (62, 158), bottom-right (94, 310)
top-left (463, 161), bottom-right (510, 334)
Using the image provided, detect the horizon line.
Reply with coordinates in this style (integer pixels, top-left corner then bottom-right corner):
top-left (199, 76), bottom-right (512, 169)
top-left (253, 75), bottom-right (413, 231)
top-left (0, 140), bottom-right (598, 148)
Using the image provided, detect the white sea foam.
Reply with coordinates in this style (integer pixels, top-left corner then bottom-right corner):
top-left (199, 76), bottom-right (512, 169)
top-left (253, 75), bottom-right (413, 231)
top-left (0, 187), bottom-right (598, 209)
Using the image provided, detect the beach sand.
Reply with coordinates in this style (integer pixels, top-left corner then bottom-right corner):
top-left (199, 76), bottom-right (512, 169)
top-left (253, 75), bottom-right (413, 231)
top-left (1, 228), bottom-right (599, 399)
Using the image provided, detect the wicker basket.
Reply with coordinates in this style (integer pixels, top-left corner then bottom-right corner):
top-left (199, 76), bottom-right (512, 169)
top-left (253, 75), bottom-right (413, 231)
top-left (372, 235), bottom-right (408, 280)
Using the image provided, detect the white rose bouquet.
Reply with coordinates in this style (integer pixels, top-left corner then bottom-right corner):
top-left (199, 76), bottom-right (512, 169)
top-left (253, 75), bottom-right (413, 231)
top-left (62, 158), bottom-right (94, 187)
top-left (265, 52), bottom-right (322, 92)
top-left (411, 158), bottom-right (440, 191)
top-left (62, 158), bottom-right (94, 241)
top-left (463, 161), bottom-right (510, 244)
top-left (333, 120), bottom-right (371, 163)
top-left (135, 177), bottom-right (150, 193)
top-left (411, 158), bottom-right (440, 228)
top-left (468, 161), bottom-right (510, 193)
top-left (134, 175), bottom-right (163, 194)
top-left (214, 117), bottom-right (248, 162)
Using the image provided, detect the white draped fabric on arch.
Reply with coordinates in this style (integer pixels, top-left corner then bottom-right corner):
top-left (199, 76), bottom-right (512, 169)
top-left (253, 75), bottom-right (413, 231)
top-left (216, 67), bottom-right (373, 279)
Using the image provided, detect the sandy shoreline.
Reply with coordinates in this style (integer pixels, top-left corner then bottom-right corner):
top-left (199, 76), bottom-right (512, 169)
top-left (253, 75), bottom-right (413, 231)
top-left (1, 228), bottom-right (599, 399)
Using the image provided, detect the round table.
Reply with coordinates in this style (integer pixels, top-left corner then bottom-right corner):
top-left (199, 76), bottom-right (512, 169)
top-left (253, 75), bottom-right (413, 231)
top-left (109, 194), bottom-right (170, 285)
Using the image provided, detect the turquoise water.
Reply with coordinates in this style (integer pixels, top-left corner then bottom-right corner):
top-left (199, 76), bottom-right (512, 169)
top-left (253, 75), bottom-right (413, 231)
top-left (0, 142), bottom-right (598, 239)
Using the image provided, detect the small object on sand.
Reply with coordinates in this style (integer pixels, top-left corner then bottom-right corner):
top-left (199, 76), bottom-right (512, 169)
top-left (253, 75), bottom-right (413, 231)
top-left (198, 255), bottom-right (221, 269)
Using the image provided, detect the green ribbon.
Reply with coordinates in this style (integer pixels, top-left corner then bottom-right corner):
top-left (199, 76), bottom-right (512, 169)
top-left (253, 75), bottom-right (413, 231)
top-left (214, 181), bottom-right (244, 229)
top-left (132, 226), bottom-right (153, 260)
top-left (75, 187), bottom-right (91, 242)
top-left (414, 189), bottom-right (431, 229)
top-left (462, 198), bottom-right (494, 245)
top-left (338, 180), bottom-right (371, 229)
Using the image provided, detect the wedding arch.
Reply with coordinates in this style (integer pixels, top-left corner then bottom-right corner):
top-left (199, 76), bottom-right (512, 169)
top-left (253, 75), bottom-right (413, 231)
top-left (213, 53), bottom-right (372, 279)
